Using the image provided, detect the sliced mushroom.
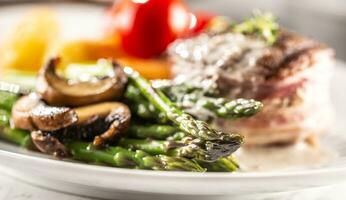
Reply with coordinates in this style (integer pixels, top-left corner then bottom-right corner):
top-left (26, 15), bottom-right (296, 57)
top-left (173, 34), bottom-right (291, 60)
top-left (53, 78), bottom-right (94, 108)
top-left (30, 105), bottom-right (78, 131)
top-left (11, 93), bottom-right (41, 131)
top-left (13, 93), bottom-right (131, 155)
top-left (11, 93), bottom-right (78, 131)
top-left (74, 102), bottom-right (131, 147)
top-left (36, 57), bottom-right (128, 107)
top-left (31, 130), bottom-right (70, 158)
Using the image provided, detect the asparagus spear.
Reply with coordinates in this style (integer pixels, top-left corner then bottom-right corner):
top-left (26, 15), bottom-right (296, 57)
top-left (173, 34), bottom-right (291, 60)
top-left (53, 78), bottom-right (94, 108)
top-left (155, 81), bottom-right (263, 119)
top-left (118, 138), bottom-right (238, 172)
top-left (118, 137), bottom-right (228, 161)
top-left (0, 126), bottom-right (33, 149)
top-left (118, 137), bottom-right (205, 159)
top-left (129, 124), bottom-right (186, 140)
top-left (0, 109), bottom-right (11, 126)
top-left (68, 141), bottom-right (205, 172)
top-left (198, 157), bottom-right (239, 172)
top-left (0, 91), bottom-right (18, 111)
top-left (198, 98), bottom-right (263, 119)
top-left (124, 67), bottom-right (243, 144)
top-left (125, 84), bottom-right (168, 123)
top-left (118, 137), bottom-right (241, 165)
top-left (128, 124), bottom-right (180, 140)
top-left (0, 107), bottom-right (34, 149)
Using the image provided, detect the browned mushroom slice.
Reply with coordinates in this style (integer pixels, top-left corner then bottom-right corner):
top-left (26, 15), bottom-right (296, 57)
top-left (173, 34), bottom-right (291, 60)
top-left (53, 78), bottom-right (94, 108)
top-left (31, 105), bottom-right (78, 131)
top-left (11, 93), bottom-right (41, 131)
top-left (74, 102), bottom-right (131, 147)
top-left (11, 93), bottom-right (78, 131)
top-left (36, 57), bottom-right (128, 107)
top-left (31, 130), bottom-right (70, 158)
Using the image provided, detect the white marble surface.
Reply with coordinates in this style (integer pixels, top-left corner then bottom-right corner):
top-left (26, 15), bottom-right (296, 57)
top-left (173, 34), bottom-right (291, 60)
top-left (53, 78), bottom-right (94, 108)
top-left (0, 171), bottom-right (346, 200)
top-left (0, 173), bottom-right (94, 200)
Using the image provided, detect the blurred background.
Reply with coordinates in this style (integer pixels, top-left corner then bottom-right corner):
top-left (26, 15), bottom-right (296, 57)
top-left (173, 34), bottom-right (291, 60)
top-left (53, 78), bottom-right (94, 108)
top-left (0, 0), bottom-right (345, 60)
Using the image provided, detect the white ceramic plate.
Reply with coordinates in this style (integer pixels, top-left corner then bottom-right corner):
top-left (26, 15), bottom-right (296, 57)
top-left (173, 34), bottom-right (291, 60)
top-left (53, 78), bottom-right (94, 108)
top-left (1, 3), bottom-right (346, 200)
top-left (0, 62), bottom-right (344, 200)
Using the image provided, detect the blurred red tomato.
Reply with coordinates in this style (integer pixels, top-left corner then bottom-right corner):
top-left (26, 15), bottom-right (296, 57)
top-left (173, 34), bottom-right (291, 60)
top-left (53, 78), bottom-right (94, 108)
top-left (188, 11), bottom-right (215, 35)
top-left (108, 0), bottom-right (191, 58)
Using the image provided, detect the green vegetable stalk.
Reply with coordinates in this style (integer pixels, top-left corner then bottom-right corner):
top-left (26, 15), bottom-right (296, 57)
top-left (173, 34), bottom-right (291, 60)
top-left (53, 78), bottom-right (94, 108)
top-left (156, 82), bottom-right (263, 119)
top-left (0, 107), bottom-right (33, 149)
top-left (124, 84), bottom-right (168, 123)
top-left (128, 124), bottom-right (180, 140)
top-left (198, 157), bottom-right (239, 172)
top-left (125, 67), bottom-right (243, 161)
top-left (118, 138), bottom-right (238, 172)
top-left (199, 98), bottom-right (263, 119)
top-left (68, 141), bottom-right (205, 172)
top-left (0, 91), bottom-right (18, 111)
top-left (0, 126), bottom-right (33, 149)
top-left (118, 137), bottom-right (208, 160)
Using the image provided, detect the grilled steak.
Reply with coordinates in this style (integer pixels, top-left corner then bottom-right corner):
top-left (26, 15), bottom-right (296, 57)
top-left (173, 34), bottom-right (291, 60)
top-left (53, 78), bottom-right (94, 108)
top-left (168, 30), bottom-right (334, 146)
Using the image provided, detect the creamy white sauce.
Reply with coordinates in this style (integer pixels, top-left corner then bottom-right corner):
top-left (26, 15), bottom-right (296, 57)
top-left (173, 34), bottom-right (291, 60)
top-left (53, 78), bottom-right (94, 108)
top-left (235, 142), bottom-right (336, 172)
top-left (169, 33), bottom-right (267, 82)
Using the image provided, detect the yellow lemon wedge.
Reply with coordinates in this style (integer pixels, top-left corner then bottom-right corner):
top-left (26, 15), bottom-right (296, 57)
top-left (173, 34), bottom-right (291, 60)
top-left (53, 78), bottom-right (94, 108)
top-left (0, 8), bottom-right (59, 73)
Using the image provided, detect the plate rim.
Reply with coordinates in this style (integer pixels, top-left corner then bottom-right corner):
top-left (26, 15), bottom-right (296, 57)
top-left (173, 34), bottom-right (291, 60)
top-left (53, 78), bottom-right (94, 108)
top-left (1, 141), bottom-right (345, 179)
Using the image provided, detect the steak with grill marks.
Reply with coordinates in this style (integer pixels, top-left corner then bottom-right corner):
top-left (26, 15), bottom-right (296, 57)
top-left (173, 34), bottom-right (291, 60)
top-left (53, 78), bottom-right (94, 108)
top-left (168, 30), bottom-right (334, 146)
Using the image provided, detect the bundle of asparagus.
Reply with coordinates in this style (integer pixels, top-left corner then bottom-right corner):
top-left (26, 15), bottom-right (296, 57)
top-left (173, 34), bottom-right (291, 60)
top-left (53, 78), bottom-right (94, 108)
top-left (0, 65), bottom-right (262, 172)
top-left (0, 94), bottom-right (204, 172)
